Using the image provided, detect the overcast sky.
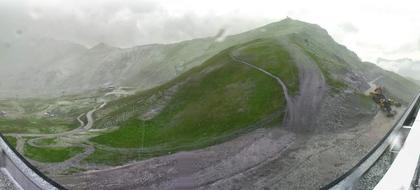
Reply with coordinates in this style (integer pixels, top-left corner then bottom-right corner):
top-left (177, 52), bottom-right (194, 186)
top-left (1, 0), bottom-right (419, 63)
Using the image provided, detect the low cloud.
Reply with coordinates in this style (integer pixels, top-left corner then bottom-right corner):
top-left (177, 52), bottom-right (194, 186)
top-left (418, 38), bottom-right (420, 50)
top-left (387, 43), bottom-right (418, 54)
top-left (0, 0), bottom-right (268, 48)
top-left (338, 22), bottom-right (359, 33)
top-left (0, 0), bottom-right (419, 62)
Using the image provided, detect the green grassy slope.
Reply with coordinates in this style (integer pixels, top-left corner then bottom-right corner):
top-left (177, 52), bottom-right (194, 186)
top-left (118, 18), bottom-right (332, 91)
top-left (0, 117), bottom-right (76, 134)
top-left (288, 28), bottom-right (419, 100)
top-left (24, 144), bottom-right (84, 163)
top-left (235, 39), bottom-right (299, 94)
top-left (361, 62), bottom-right (419, 103)
top-left (84, 149), bottom-right (144, 166)
top-left (90, 18), bottom-right (420, 162)
top-left (4, 136), bottom-right (17, 148)
top-left (0, 18), bottom-right (415, 170)
top-left (91, 42), bottom-right (297, 151)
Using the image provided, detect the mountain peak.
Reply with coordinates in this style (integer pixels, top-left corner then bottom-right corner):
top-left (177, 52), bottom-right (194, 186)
top-left (258, 17), bottom-right (319, 32)
top-left (90, 42), bottom-right (117, 51)
top-left (377, 57), bottom-right (415, 63)
top-left (282, 16), bottom-right (294, 22)
top-left (279, 17), bottom-right (306, 24)
top-left (92, 42), bottom-right (109, 49)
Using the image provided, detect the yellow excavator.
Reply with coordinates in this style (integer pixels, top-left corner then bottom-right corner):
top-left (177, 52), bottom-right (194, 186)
top-left (369, 87), bottom-right (401, 117)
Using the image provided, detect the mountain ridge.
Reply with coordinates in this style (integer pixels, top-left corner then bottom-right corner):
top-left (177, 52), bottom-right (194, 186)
top-left (2, 18), bottom-right (419, 190)
top-left (0, 18), bottom-right (417, 101)
top-left (53, 18), bottom-right (419, 190)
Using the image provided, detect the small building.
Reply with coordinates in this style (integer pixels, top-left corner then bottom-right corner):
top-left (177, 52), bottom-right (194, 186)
top-left (0, 111), bottom-right (6, 117)
top-left (43, 112), bottom-right (55, 117)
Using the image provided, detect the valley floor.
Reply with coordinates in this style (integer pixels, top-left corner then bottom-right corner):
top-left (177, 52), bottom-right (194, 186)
top-left (1, 19), bottom-right (418, 190)
top-left (54, 106), bottom-right (403, 190)
top-left (1, 41), bottom-right (401, 190)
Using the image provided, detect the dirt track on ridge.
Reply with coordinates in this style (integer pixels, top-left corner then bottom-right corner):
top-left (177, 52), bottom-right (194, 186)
top-left (54, 41), bottom-right (401, 190)
top-left (54, 41), bottom-right (335, 189)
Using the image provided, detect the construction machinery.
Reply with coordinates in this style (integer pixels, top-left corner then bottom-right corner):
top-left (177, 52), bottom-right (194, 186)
top-left (370, 87), bottom-right (401, 117)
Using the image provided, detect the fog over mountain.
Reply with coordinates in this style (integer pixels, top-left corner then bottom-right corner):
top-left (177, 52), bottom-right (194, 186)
top-left (376, 58), bottom-right (420, 82)
top-left (1, 0), bottom-right (420, 98)
top-left (0, 1), bottom-right (419, 187)
top-left (1, 0), bottom-right (420, 61)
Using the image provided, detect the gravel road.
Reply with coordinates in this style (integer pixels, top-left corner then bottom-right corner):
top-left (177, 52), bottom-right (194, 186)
top-left (53, 42), bottom-right (384, 190)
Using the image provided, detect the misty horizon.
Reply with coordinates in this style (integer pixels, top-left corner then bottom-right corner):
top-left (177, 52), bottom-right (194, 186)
top-left (1, 0), bottom-right (420, 63)
top-left (0, 2), bottom-right (420, 190)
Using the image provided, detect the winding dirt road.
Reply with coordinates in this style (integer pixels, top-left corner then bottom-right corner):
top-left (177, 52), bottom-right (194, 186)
top-left (281, 42), bottom-right (327, 130)
top-left (54, 42), bottom-right (332, 190)
top-left (5, 41), bottom-right (395, 190)
top-left (229, 52), bottom-right (294, 127)
top-left (232, 40), bottom-right (327, 131)
top-left (6, 101), bottom-right (107, 173)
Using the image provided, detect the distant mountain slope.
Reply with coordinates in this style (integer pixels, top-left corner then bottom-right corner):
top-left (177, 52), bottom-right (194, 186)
top-left (1, 18), bottom-right (418, 103)
top-left (88, 19), bottom-right (420, 153)
top-left (91, 42), bottom-right (295, 151)
top-left (376, 58), bottom-right (420, 85)
top-left (287, 28), bottom-right (419, 103)
top-left (47, 19), bottom-right (420, 190)
top-left (0, 38), bottom-right (87, 97)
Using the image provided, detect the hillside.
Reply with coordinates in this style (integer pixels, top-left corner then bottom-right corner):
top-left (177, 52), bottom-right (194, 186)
top-left (51, 19), bottom-right (420, 189)
top-left (90, 40), bottom-right (296, 152)
top-left (92, 19), bottom-right (419, 134)
top-left (0, 38), bottom-right (87, 97)
top-left (5, 20), bottom-right (311, 97)
top-left (376, 58), bottom-right (420, 85)
top-left (3, 18), bottom-right (416, 101)
top-left (2, 18), bottom-right (419, 190)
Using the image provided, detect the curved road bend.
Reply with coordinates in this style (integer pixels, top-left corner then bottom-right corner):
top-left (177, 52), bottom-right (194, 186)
top-left (5, 101), bottom-right (107, 174)
top-left (231, 42), bottom-right (327, 131)
top-left (8, 101), bottom-right (107, 139)
top-left (229, 53), bottom-right (294, 122)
